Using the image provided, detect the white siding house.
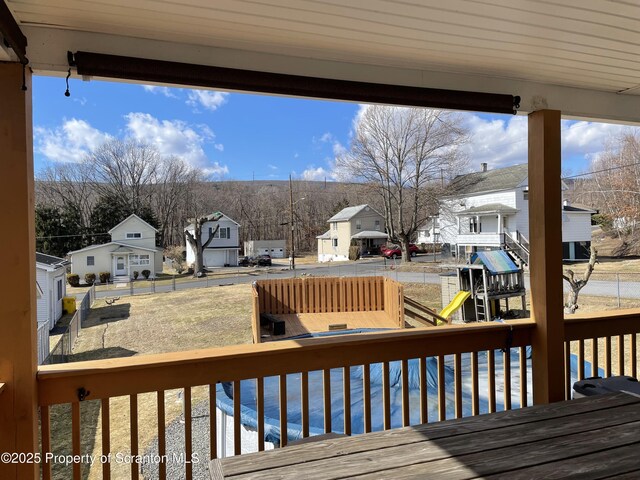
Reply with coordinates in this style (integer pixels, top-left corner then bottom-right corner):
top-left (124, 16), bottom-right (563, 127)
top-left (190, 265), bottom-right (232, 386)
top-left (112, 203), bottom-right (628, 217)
top-left (35, 253), bottom-right (67, 330)
top-left (185, 212), bottom-right (241, 267)
top-left (69, 214), bottom-right (163, 281)
top-left (440, 164), bottom-right (595, 262)
top-left (36, 253), bottom-right (68, 365)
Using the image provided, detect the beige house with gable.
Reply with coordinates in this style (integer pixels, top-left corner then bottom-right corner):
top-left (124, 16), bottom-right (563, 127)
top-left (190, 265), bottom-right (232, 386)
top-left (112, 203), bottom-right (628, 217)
top-left (317, 204), bottom-right (388, 262)
top-left (69, 214), bottom-right (163, 281)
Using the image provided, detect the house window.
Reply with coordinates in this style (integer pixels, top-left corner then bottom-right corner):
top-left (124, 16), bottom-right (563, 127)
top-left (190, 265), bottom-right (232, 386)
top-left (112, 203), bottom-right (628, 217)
top-left (87, 256), bottom-right (94, 266)
top-left (332, 238), bottom-right (338, 247)
top-left (469, 218), bottom-right (481, 233)
top-left (332, 222), bottom-right (338, 231)
top-left (523, 189), bottom-right (529, 200)
top-left (374, 220), bottom-right (380, 231)
top-left (212, 227), bottom-right (231, 239)
top-left (126, 232), bottom-right (142, 239)
top-left (130, 254), bottom-right (150, 266)
top-left (356, 220), bottom-right (362, 230)
top-left (57, 279), bottom-right (63, 301)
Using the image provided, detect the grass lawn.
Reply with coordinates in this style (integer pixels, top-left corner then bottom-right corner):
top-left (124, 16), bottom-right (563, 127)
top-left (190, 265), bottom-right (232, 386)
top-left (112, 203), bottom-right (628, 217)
top-left (50, 284), bottom-right (254, 480)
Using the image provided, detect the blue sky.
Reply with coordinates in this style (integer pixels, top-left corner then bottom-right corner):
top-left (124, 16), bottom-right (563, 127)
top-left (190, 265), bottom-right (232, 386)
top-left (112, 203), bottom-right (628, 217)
top-left (33, 76), bottom-right (633, 180)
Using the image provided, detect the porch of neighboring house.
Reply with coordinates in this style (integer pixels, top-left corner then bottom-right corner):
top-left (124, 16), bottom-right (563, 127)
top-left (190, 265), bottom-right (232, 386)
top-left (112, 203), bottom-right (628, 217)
top-left (2, 2), bottom-right (640, 480)
top-left (453, 204), bottom-right (530, 262)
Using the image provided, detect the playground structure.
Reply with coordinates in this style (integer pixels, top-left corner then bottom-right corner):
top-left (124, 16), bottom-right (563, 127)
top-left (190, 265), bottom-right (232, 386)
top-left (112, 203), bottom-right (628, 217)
top-left (251, 277), bottom-right (405, 343)
top-left (441, 250), bottom-right (527, 323)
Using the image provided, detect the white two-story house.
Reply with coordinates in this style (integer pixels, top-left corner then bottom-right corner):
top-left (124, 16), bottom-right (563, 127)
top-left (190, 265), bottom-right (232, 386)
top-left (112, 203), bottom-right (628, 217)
top-left (317, 204), bottom-right (388, 262)
top-left (185, 212), bottom-right (241, 267)
top-left (440, 163), bottom-right (595, 263)
top-left (69, 214), bottom-right (163, 281)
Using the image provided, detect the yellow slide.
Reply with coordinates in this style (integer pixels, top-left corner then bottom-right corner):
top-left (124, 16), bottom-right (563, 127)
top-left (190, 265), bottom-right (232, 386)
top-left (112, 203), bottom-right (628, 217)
top-left (439, 291), bottom-right (471, 321)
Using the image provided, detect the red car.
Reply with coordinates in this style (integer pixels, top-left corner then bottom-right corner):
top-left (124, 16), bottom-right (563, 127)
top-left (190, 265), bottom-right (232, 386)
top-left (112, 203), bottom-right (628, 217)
top-left (381, 244), bottom-right (419, 259)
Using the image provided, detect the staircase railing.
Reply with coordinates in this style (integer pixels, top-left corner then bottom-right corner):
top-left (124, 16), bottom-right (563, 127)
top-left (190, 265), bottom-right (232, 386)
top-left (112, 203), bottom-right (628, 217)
top-left (503, 231), bottom-right (530, 266)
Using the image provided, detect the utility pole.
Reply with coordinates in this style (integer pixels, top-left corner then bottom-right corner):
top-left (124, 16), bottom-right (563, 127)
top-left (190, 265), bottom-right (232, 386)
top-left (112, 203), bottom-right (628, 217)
top-left (289, 174), bottom-right (295, 270)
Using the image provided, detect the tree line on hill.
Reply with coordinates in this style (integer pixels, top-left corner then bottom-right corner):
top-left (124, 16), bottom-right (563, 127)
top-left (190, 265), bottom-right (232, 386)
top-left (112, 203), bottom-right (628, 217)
top-left (34, 139), bottom-right (374, 258)
top-left (36, 106), bottom-right (470, 262)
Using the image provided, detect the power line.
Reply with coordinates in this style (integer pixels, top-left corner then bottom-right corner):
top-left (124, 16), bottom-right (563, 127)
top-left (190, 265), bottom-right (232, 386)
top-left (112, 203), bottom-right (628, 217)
top-left (561, 161), bottom-right (640, 180)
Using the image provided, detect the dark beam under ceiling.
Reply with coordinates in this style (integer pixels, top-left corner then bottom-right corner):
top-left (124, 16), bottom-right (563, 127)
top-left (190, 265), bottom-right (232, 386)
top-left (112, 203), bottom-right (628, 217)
top-left (72, 51), bottom-right (519, 115)
top-left (0, 0), bottom-right (27, 64)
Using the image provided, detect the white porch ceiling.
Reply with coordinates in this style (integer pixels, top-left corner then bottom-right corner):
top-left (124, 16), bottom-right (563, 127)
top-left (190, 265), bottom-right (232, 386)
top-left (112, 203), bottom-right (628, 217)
top-left (6, 0), bottom-right (640, 123)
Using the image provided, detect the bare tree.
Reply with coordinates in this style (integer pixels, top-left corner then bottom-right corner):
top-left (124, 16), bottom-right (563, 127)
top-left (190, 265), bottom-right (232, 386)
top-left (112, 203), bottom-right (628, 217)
top-left (586, 132), bottom-right (640, 241)
top-left (337, 106), bottom-right (468, 261)
top-left (87, 139), bottom-right (160, 212)
top-left (38, 161), bottom-right (97, 238)
top-left (184, 212), bottom-right (222, 275)
top-left (152, 157), bottom-right (201, 246)
top-left (563, 246), bottom-right (598, 314)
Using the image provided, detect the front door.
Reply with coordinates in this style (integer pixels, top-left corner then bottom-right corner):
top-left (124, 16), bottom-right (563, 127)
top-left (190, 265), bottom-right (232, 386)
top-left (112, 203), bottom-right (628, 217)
top-left (115, 256), bottom-right (127, 276)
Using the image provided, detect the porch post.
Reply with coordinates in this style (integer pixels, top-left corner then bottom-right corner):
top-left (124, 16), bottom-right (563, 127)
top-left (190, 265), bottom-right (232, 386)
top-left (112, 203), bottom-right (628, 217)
top-left (528, 109), bottom-right (565, 404)
top-left (0, 62), bottom-right (39, 479)
top-left (497, 213), bottom-right (502, 234)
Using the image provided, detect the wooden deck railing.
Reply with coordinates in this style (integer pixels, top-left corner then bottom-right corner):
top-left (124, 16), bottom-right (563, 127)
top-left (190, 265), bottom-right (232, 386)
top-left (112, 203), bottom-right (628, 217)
top-left (37, 320), bottom-right (534, 480)
top-left (564, 308), bottom-right (640, 400)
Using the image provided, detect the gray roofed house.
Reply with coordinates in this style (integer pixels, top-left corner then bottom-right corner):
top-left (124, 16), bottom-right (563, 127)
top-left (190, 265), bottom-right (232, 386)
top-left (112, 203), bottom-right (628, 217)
top-left (439, 163), bottom-right (594, 263)
top-left (448, 164), bottom-right (529, 196)
top-left (318, 204), bottom-right (387, 262)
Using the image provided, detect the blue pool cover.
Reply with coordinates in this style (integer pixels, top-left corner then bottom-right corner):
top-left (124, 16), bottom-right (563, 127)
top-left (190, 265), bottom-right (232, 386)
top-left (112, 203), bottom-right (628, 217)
top-left (216, 329), bottom-right (598, 445)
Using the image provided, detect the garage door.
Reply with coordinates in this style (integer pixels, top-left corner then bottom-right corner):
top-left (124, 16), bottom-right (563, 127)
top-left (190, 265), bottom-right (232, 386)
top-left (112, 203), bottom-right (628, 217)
top-left (203, 250), bottom-right (226, 267)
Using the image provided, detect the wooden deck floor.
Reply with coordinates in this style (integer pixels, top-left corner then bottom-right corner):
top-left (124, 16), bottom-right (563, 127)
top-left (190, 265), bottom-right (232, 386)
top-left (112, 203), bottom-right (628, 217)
top-left (211, 392), bottom-right (640, 479)
top-left (260, 311), bottom-right (402, 341)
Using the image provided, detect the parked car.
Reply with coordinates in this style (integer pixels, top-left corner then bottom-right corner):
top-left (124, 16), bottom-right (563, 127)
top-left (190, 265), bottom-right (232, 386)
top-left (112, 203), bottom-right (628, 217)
top-left (239, 255), bottom-right (272, 266)
top-left (382, 244), bottom-right (419, 259)
top-left (254, 254), bottom-right (272, 266)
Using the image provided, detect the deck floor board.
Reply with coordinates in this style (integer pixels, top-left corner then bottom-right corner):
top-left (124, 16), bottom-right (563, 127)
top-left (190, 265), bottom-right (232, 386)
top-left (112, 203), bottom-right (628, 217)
top-left (211, 393), bottom-right (640, 479)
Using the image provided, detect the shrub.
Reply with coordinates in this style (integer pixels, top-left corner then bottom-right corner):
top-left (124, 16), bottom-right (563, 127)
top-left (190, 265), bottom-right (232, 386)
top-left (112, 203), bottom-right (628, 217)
top-left (174, 260), bottom-right (186, 274)
top-left (99, 271), bottom-right (111, 284)
top-left (348, 245), bottom-right (360, 261)
top-left (67, 273), bottom-right (80, 287)
top-left (84, 273), bottom-right (96, 285)
top-left (133, 270), bottom-right (139, 280)
top-left (141, 269), bottom-right (151, 279)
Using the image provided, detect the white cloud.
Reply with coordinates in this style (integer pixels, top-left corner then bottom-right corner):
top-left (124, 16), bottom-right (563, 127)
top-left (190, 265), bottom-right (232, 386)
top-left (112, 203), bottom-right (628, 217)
top-left (268, 164), bottom-right (278, 171)
top-left (561, 120), bottom-right (627, 164)
top-left (301, 166), bottom-right (333, 181)
top-left (186, 90), bottom-right (229, 112)
top-left (142, 85), bottom-right (178, 98)
top-left (35, 119), bottom-right (112, 163)
top-left (320, 132), bottom-right (333, 143)
top-left (461, 114), bottom-right (528, 169)
top-left (214, 144), bottom-right (224, 152)
top-left (461, 114), bottom-right (629, 171)
top-left (332, 141), bottom-right (347, 156)
top-left (124, 112), bottom-right (228, 176)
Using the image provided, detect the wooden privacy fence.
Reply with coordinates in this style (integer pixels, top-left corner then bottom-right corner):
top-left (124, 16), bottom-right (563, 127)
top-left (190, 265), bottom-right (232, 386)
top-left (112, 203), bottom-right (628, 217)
top-left (252, 277), bottom-right (404, 343)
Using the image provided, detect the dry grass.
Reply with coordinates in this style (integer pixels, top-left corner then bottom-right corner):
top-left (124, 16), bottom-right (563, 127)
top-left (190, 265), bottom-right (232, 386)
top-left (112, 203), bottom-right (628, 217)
top-left (50, 284), bottom-right (254, 480)
top-left (49, 278), bottom-right (640, 479)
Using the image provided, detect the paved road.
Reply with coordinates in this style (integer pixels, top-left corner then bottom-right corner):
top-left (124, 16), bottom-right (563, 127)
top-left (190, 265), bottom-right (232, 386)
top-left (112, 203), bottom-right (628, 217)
top-left (93, 256), bottom-right (640, 300)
